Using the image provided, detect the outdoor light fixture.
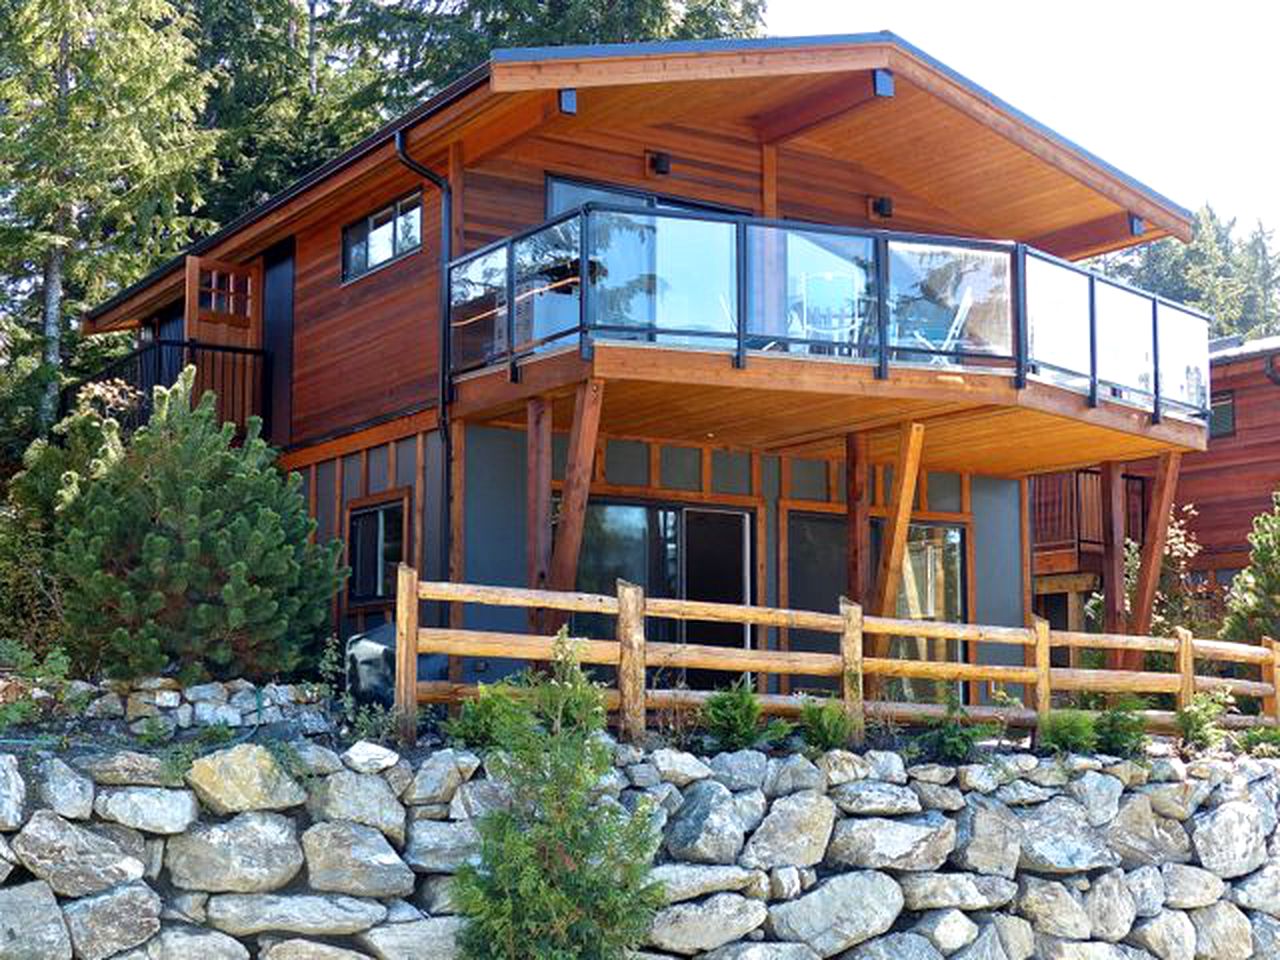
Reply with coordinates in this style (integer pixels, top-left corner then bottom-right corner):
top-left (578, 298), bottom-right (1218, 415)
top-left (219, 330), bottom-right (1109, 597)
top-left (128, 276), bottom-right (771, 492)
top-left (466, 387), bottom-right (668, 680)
top-left (1128, 214), bottom-right (1146, 236)
top-left (649, 151), bottom-right (672, 176)
top-left (871, 196), bottom-right (894, 219)
top-left (558, 88), bottom-right (578, 115)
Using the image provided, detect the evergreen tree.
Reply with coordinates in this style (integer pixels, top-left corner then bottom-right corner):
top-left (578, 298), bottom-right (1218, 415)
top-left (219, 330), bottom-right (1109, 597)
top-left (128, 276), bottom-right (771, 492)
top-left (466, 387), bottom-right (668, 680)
top-left (46, 368), bottom-right (344, 681)
top-left (0, 0), bottom-right (215, 432)
top-left (1221, 493), bottom-right (1280, 647)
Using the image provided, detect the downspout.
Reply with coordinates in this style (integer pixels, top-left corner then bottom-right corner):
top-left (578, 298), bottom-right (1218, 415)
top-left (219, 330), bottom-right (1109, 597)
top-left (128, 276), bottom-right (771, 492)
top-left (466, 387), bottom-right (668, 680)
top-left (393, 129), bottom-right (453, 628)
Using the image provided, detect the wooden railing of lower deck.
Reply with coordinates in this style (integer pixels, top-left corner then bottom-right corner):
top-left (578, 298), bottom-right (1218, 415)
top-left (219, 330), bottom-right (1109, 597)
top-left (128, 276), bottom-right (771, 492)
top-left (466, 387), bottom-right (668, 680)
top-left (392, 566), bottom-right (1280, 746)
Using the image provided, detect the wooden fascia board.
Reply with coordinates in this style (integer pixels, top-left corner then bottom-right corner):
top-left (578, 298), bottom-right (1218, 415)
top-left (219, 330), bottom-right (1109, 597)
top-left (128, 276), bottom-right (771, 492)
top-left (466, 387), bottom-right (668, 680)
top-left (885, 48), bottom-right (1192, 244)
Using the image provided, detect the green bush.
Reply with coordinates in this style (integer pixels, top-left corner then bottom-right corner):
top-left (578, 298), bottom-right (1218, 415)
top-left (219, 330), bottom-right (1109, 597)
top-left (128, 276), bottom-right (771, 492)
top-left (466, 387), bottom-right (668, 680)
top-left (1094, 698), bottom-right (1149, 759)
top-left (443, 682), bottom-right (525, 749)
top-left (31, 368), bottom-right (344, 681)
top-left (1176, 689), bottom-right (1234, 751)
top-left (1240, 726), bottom-right (1280, 758)
top-left (700, 677), bottom-right (792, 751)
top-left (1038, 709), bottom-right (1098, 755)
top-left (916, 689), bottom-right (994, 763)
top-left (1221, 492), bottom-right (1280, 646)
top-left (453, 632), bottom-right (664, 960)
top-left (798, 696), bottom-right (859, 752)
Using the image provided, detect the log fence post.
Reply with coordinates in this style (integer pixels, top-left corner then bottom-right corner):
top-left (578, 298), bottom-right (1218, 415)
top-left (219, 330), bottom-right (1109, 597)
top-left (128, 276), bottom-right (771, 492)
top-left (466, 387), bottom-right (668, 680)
top-left (1265, 636), bottom-right (1280, 725)
top-left (839, 598), bottom-right (865, 747)
top-left (1174, 626), bottom-right (1196, 712)
top-left (1032, 616), bottom-right (1052, 727)
top-left (395, 564), bottom-right (420, 746)
top-left (616, 579), bottom-right (647, 743)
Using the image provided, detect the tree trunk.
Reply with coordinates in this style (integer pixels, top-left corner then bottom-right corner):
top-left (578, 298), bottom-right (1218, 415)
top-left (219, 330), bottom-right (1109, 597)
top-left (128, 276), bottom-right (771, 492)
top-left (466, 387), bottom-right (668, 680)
top-left (39, 30), bottom-right (72, 431)
top-left (307, 0), bottom-right (318, 96)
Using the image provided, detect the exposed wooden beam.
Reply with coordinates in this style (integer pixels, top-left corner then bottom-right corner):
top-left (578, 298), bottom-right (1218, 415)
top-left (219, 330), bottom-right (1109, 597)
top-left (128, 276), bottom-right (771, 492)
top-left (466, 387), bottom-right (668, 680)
top-left (753, 70), bottom-right (893, 144)
top-left (547, 379), bottom-right (605, 598)
top-left (1100, 461), bottom-right (1128, 666)
top-left (761, 142), bottom-right (778, 217)
top-left (845, 432), bottom-right (871, 605)
top-left (1030, 212), bottom-right (1168, 262)
top-left (448, 141), bottom-right (466, 254)
top-left (526, 396), bottom-right (553, 632)
top-left (873, 422), bottom-right (925, 618)
top-left (1131, 453), bottom-right (1182, 657)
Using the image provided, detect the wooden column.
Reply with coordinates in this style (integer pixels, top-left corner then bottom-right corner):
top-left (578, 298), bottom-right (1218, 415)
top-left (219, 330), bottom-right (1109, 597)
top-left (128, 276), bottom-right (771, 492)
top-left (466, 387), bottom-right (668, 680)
top-left (395, 564), bottom-right (419, 745)
top-left (845, 432), bottom-right (870, 605)
top-left (526, 396), bottom-right (553, 632)
top-left (873, 422), bottom-right (925, 620)
top-left (1100, 461), bottom-right (1127, 665)
top-left (839, 598), bottom-right (865, 746)
top-left (761, 143), bottom-right (779, 217)
top-left (1130, 453), bottom-right (1182, 657)
top-left (547, 379), bottom-right (605, 605)
top-left (616, 580), bottom-right (647, 743)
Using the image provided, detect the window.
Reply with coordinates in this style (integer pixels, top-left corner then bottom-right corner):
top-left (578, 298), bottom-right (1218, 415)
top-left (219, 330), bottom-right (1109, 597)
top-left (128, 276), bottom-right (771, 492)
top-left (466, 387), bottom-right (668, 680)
top-left (342, 192), bottom-right (422, 281)
top-left (346, 491), bottom-right (409, 604)
top-left (1209, 391), bottom-right (1235, 438)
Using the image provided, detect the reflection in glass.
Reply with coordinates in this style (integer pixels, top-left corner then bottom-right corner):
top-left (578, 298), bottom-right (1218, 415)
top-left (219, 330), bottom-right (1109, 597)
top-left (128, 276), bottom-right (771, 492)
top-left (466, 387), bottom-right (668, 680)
top-left (512, 218), bottom-right (581, 352)
top-left (745, 226), bottom-right (876, 358)
top-left (884, 524), bottom-right (966, 704)
top-left (1095, 281), bottom-right (1154, 402)
top-left (887, 243), bottom-right (1012, 364)
top-left (574, 504), bottom-right (680, 644)
top-left (1157, 304), bottom-right (1210, 414)
top-left (1026, 255), bottom-right (1092, 392)
top-left (449, 249), bottom-right (507, 371)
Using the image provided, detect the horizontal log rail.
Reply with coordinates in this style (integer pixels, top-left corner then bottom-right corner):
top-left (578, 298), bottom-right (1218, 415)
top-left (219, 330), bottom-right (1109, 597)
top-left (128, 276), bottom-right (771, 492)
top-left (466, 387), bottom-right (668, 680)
top-left (394, 567), bottom-right (1280, 745)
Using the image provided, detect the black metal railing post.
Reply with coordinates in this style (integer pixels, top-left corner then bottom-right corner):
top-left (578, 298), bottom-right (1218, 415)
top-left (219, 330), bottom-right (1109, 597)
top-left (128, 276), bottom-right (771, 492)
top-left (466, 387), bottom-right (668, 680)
top-left (578, 208), bottom-right (593, 361)
top-left (874, 237), bottom-right (890, 379)
top-left (1088, 275), bottom-right (1099, 408)
top-left (1150, 298), bottom-right (1162, 424)
top-left (734, 220), bottom-right (747, 369)
top-left (1014, 245), bottom-right (1028, 389)
top-left (505, 241), bottom-right (518, 383)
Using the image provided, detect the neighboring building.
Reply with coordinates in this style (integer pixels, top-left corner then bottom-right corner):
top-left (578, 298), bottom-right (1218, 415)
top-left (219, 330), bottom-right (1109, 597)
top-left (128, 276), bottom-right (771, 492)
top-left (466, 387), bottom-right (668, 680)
top-left (77, 33), bottom-right (1210, 691)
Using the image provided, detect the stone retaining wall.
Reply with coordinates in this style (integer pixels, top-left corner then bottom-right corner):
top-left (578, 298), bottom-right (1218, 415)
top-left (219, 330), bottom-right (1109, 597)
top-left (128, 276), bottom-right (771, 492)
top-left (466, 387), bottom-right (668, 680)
top-left (1, 736), bottom-right (1279, 959)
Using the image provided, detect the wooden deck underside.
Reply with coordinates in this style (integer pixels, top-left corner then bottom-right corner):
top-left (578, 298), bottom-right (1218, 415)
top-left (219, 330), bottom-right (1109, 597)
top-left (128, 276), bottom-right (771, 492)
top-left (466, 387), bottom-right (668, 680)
top-left (452, 344), bottom-right (1205, 476)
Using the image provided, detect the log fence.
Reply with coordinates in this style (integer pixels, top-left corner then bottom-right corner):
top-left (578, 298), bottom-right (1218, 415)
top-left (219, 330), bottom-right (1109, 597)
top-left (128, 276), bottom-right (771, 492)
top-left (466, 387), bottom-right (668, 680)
top-left (393, 566), bottom-right (1280, 745)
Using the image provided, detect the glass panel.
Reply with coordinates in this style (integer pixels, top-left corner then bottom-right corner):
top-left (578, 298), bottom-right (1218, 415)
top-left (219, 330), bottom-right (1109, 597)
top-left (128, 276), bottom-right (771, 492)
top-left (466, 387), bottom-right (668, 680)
top-left (367, 206), bottom-right (396, 268)
top-left (745, 225), bottom-right (877, 358)
top-left (343, 221), bottom-right (368, 280)
top-left (449, 249), bottom-right (508, 371)
top-left (588, 210), bottom-right (737, 346)
top-left (349, 510), bottom-right (380, 601)
top-left (1157, 303), bottom-right (1210, 414)
top-left (1209, 393), bottom-right (1235, 437)
top-left (512, 217), bottom-right (581, 353)
top-left (884, 524), bottom-right (966, 704)
top-left (1095, 281), bottom-right (1154, 402)
top-left (395, 196), bottom-right (421, 254)
top-left (548, 178), bottom-right (651, 215)
top-left (381, 503), bottom-right (404, 597)
top-left (1026, 254), bottom-right (1092, 392)
top-left (574, 504), bottom-right (680, 644)
top-left (887, 242), bottom-right (1012, 365)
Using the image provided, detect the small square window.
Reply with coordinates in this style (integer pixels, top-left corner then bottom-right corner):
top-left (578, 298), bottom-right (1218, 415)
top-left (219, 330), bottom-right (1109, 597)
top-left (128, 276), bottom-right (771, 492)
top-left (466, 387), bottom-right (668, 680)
top-left (1209, 392), bottom-right (1235, 439)
top-left (342, 192), bottom-right (422, 281)
top-left (347, 495), bottom-right (408, 604)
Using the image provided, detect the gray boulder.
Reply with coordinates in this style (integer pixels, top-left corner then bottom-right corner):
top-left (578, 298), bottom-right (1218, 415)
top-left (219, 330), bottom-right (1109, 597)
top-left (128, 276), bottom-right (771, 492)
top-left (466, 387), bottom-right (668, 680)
top-left (11, 810), bottom-right (144, 896)
top-left (665, 780), bottom-right (745, 865)
top-left (1016, 876), bottom-right (1091, 939)
top-left (651, 749), bottom-right (713, 787)
top-left (1125, 910), bottom-right (1195, 960)
top-left (763, 755), bottom-right (824, 798)
top-left (73, 751), bottom-right (168, 787)
top-left (829, 780), bottom-right (921, 816)
top-left (260, 940), bottom-right (368, 959)
top-left (403, 819), bottom-right (479, 873)
top-left (739, 791), bottom-right (834, 870)
top-left (1251, 911), bottom-right (1280, 957)
top-left (1188, 901), bottom-right (1253, 960)
top-left (826, 811), bottom-right (955, 872)
top-left (166, 812), bottom-right (304, 892)
top-left (186, 744), bottom-right (307, 815)
top-left (649, 863), bottom-right (755, 903)
top-left (62, 881), bottom-right (161, 960)
top-left (356, 917), bottom-right (464, 960)
top-left (898, 873), bottom-right (1018, 911)
top-left (303, 821), bottom-right (415, 898)
top-left (36, 757), bottom-right (94, 821)
top-left (913, 908), bottom-right (979, 954)
top-left (952, 794), bottom-right (1023, 879)
top-left (711, 750), bottom-right (768, 791)
top-left (1138, 780), bottom-right (1213, 821)
top-left (766, 871), bottom-right (902, 957)
top-left (1068, 771), bottom-right (1124, 826)
top-left (1160, 863), bottom-right (1223, 909)
top-left (844, 933), bottom-right (942, 959)
top-left (1190, 800), bottom-right (1267, 879)
top-left (647, 893), bottom-right (767, 955)
top-left (1086, 869), bottom-right (1138, 942)
top-left (0, 880), bottom-right (72, 960)
top-left (0, 754), bottom-right (25, 830)
top-left (205, 894), bottom-right (387, 937)
top-left (1106, 796), bottom-right (1192, 869)
top-left (702, 944), bottom-right (821, 960)
top-left (306, 771), bottom-right (406, 847)
top-left (143, 925), bottom-right (250, 959)
top-left (93, 787), bottom-right (200, 834)
top-left (1231, 859), bottom-right (1280, 916)
top-left (1017, 797), bottom-right (1119, 874)
top-left (1126, 865), bottom-right (1166, 918)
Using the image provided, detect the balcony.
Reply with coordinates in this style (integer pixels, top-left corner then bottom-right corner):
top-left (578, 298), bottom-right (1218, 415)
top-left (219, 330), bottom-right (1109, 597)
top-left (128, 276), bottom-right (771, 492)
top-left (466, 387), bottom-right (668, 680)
top-left (1030, 469), bottom-right (1148, 576)
top-left (448, 203), bottom-right (1211, 423)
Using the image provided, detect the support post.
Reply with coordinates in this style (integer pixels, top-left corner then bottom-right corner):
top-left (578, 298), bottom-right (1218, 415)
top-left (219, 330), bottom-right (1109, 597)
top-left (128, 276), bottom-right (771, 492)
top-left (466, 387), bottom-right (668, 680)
top-left (616, 580), bottom-right (647, 743)
top-left (1267, 638), bottom-right (1280, 726)
top-left (1131, 453), bottom-right (1182, 654)
top-left (1100, 461), bottom-right (1127, 667)
top-left (395, 564), bottom-right (419, 745)
top-left (873, 422), bottom-right (925, 618)
top-left (526, 396), bottom-right (553, 632)
top-left (547, 380), bottom-right (605, 622)
top-left (839, 598), bottom-right (865, 747)
top-left (1033, 615), bottom-right (1052, 726)
top-left (1175, 626), bottom-right (1196, 712)
top-left (845, 433), bottom-right (870, 605)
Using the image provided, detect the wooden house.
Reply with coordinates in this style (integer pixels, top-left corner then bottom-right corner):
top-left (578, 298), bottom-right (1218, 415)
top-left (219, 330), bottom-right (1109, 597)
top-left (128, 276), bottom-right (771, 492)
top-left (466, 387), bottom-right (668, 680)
top-left (79, 33), bottom-right (1212, 697)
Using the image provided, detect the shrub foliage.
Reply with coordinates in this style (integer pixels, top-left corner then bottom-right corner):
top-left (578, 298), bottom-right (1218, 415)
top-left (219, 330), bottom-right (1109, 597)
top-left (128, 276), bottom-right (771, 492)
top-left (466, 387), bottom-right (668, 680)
top-left (1038, 709), bottom-right (1098, 755)
top-left (453, 632), bottom-right (663, 960)
top-left (701, 677), bottom-right (792, 751)
top-left (1221, 492), bottom-right (1280, 647)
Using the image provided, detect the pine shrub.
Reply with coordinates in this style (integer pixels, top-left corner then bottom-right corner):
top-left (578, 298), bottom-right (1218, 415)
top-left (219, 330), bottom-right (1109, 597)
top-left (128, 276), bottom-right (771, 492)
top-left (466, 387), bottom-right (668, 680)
top-left (798, 695), bottom-right (859, 752)
top-left (1221, 492), bottom-right (1280, 646)
top-left (48, 368), bottom-right (343, 681)
top-left (701, 677), bottom-right (792, 751)
top-left (1038, 709), bottom-right (1098, 755)
top-left (915, 688), bottom-right (995, 763)
top-left (1094, 698), bottom-right (1148, 758)
top-left (1176, 688), bottom-right (1234, 751)
top-left (453, 632), bottom-right (664, 960)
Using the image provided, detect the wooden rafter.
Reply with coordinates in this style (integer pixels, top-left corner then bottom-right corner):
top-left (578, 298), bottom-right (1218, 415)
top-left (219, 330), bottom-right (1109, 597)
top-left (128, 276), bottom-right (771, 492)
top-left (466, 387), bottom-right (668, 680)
top-left (1130, 453), bottom-right (1182, 656)
top-left (547, 379), bottom-right (605, 594)
top-left (752, 70), bottom-right (892, 144)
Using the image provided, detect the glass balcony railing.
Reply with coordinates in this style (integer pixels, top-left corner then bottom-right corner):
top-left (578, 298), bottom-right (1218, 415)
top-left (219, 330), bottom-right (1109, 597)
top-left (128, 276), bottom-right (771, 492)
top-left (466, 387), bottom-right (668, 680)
top-left (448, 203), bottom-right (1211, 423)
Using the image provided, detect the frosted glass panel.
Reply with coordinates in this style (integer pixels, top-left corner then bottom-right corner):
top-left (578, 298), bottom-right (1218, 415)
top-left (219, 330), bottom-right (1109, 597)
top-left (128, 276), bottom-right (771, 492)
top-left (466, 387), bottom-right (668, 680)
top-left (1095, 280), bottom-right (1153, 402)
top-left (1026, 254), bottom-right (1091, 392)
top-left (1158, 304), bottom-right (1210, 413)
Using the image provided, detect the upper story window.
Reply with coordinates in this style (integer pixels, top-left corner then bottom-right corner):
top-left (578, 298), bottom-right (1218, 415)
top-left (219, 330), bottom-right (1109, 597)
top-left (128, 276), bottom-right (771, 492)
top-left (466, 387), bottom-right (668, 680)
top-left (1209, 391), bottom-right (1235, 439)
top-left (343, 192), bottom-right (422, 281)
top-left (347, 492), bottom-right (408, 604)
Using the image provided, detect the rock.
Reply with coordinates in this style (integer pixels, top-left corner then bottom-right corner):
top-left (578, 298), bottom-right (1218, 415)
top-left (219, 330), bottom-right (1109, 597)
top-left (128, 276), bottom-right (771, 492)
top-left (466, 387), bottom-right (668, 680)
top-left (403, 750), bottom-right (479, 805)
top-left (913, 909), bottom-right (979, 954)
top-left (989, 914), bottom-right (1036, 960)
top-left (649, 863), bottom-right (755, 903)
top-left (827, 811), bottom-right (955, 872)
top-left (957, 764), bottom-right (1002, 794)
top-left (36, 757), bottom-right (94, 821)
top-left (651, 749), bottom-right (713, 787)
top-left (761, 755), bottom-right (826, 799)
top-left (381, 759), bottom-right (413, 798)
top-left (648, 893), bottom-right (767, 954)
top-left (1160, 863), bottom-right (1224, 909)
top-left (898, 873), bottom-right (1018, 911)
top-left (817, 751), bottom-right (871, 786)
top-left (11, 810), bottom-right (144, 896)
top-left (341, 741), bottom-right (400, 774)
top-left (262, 939), bottom-right (370, 959)
top-left (193, 703), bottom-right (243, 727)
top-left (844, 933), bottom-right (942, 960)
top-left (702, 944), bottom-right (822, 960)
top-left (403, 819), bottom-right (479, 873)
top-left (910, 763), bottom-right (957, 784)
top-left (1231, 859), bottom-right (1280, 916)
top-left (166, 812), bottom-right (304, 892)
top-left (1125, 910), bottom-right (1195, 960)
top-left (1188, 901), bottom-right (1253, 960)
top-left (954, 924), bottom-right (1014, 960)
top-left (415, 875), bottom-right (457, 916)
top-left (303, 821), bottom-right (414, 898)
top-left (162, 891), bottom-right (208, 925)
top-left (770, 865), bottom-right (802, 901)
top-left (829, 780), bottom-right (921, 815)
top-left (665, 779), bottom-right (745, 865)
top-left (205, 894), bottom-right (387, 937)
top-left (1191, 800), bottom-right (1267, 879)
top-left (912, 781), bottom-right (967, 812)
top-left (1086, 869), bottom-right (1138, 942)
top-left (187, 744), bottom-right (306, 814)
top-left (84, 692), bottom-right (125, 719)
top-left (1148, 758), bottom-right (1187, 783)
top-left (307, 771), bottom-right (405, 847)
top-left (732, 788), bottom-right (768, 833)
top-left (1017, 876), bottom-right (1091, 939)
top-left (1068, 771), bottom-right (1124, 826)
top-left (865, 751), bottom-right (908, 784)
top-left (627, 763), bottom-right (660, 788)
top-left (62, 881), bottom-right (161, 960)
top-left (355, 918), bottom-right (462, 959)
top-left (1031, 937), bottom-right (1132, 959)
top-left (0, 834), bottom-right (13, 884)
top-left (0, 755), bottom-right (25, 830)
top-left (447, 779), bottom-right (511, 819)
top-left (1023, 761), bottom-right (1071, 788)
top-left (1126, 866), bottom-right (1166, 919)
top-left (289, 741), bottom-right (344, 777)
top-left (1105, 761), bottom-right (1148, 789)
top-left (94, 787), bottom-right (199, 834)
top-left (739, 791), bottom-right (834, 869)
top-left (711, 750), bottom-right (768, 791)
top-left (995, 780), bottom-right (1056, 806)
top-left (1138, 781), bottom-right (1213, 821)
top-left (766, 871), bottom-right (902, 957)
top-left (952, 794), bottom-right (1023, 879)
top-left (0, 881), bottom-right (72, 960)
top-left (1107, 796), bottom-right (1192, 869)
top-left (1017, 797), bottom-right (1119, 874)
top-left (75, 751), bottom-right (169, 787)
top-left (145, 925), bottom-right (249, 959)
top-left (1251, 912), bottom-right (1280, 957)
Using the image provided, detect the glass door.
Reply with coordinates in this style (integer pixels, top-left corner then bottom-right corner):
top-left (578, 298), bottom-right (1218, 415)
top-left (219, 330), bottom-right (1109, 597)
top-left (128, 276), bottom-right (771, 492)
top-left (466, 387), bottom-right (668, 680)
top-left (682, 509), bottom-right (750, 689)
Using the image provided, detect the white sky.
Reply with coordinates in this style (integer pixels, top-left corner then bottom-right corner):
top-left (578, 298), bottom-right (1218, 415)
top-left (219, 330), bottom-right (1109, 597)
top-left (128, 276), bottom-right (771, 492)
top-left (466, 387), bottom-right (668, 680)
top-left (765, 1), bottom-right (1280, 236)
